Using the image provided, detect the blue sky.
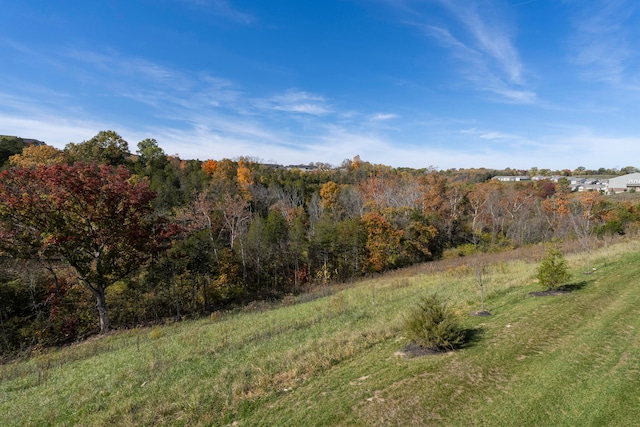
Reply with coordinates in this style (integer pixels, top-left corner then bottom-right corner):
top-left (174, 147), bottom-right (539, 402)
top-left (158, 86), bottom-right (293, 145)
top-left (2, 0), bottom-right (640, 170)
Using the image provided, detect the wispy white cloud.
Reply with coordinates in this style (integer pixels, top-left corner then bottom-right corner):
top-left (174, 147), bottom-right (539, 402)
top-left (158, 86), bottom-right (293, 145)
top-left (489, 87), bottom-right (536, 104)
top-left (371, 113), bottom-right (398, 121)
top-left (312, 125), bottom-right (397, 162)
top-left (0, 111), bottom-right (119, 149)
top-left (460, 127), bottom-right (522, 141)
top-left (0, 37), bottom-right (38, 56)
top-left (400, 1), bottom-right (535, 104)
top-left (63, 49), bottom-right (186, 86)
top-left (56, 48), bottom-right (250, 121)
top-left (0, 45), bottom-right (368, 164)
top-left (511, 0), bottom-right (540, 6)
top-left (6, 34), bottom-right (637, 171)
top-left (3, 88), bottom-right (640, 170)
top-left (277, 104), bottom-right (330, 115)
top-left (567, 0), bottom-right (638, 85)
top-left (212, 0), bottom-right (255, 24)
top-left (437, 0), bottom-right (523, 84)
top-left (176, 0), bottom-right (255, 24)
top-left (425, 24), bottom-right (536, 104)
top-left (257, 90), bottom-right (333, 115)
top-left (455, 122), bottom-right (640, 170)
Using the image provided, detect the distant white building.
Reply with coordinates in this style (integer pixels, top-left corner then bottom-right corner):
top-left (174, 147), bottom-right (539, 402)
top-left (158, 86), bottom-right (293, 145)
top-left (532, 175), bottom-right (563, 182)
top-left (569, 177), bottom-right (586, 185)
top-left (492, 176), bottom-right (530, 182)
top-left (577, 183), bottom-right (607, 192)
top-left (286, 164), bottom-right (318, 172)
top-left (606, 172), bottom-right (640, 194)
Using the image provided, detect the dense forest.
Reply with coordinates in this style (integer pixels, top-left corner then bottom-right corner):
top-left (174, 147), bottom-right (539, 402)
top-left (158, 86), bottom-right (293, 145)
top-left (1, 132), bottom-right (640, 358)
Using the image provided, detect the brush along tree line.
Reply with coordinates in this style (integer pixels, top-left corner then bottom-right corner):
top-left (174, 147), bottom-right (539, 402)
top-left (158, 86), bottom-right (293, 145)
top-left (1, 131), bottom-right (639, 355)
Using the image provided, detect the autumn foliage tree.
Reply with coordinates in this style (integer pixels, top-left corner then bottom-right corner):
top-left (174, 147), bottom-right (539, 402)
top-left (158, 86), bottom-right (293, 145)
top-left (236, 159), bottom-right (254, 200)
top-left (201, 159), bottom-right (216, 175)
top-left (0, 163), bottom-right (165, 333)
top-left (362, 211), bottom-right (403, 272)
top-left (9, 144), bottom-right (65, 167)
top-left (570, 192), bottom-right (606, 273)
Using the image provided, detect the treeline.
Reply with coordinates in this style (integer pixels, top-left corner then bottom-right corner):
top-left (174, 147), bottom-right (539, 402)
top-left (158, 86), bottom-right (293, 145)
top-left (1, 131), bottom-right (640, 357)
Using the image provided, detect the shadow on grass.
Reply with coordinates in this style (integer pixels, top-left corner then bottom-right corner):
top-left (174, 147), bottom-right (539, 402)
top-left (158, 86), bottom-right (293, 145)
top-left (529, 280), bottom-right (588, 296)
top-left (399, 327), bottom-right (484, 358)
top-left (561, 280), bottom-right (588, 292)
top-left (460, 327), bottom-right (485, 349)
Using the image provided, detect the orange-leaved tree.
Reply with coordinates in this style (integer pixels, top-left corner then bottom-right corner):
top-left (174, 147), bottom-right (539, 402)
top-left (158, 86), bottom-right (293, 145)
top-left (236, 159), bottom-right (254, 200)
top-left (362, 211), bottom-right (403, 272)
top-left (201, 159), bottom-right (218, 176)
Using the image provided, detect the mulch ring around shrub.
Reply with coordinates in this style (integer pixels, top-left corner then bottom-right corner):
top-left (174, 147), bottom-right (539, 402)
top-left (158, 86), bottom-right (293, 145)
top-left (395, 342), bottom-right (449, 358)
top-left (469, 310), bottom-right (491, 317)
top-left (529, 288), bottom-right (572, 297)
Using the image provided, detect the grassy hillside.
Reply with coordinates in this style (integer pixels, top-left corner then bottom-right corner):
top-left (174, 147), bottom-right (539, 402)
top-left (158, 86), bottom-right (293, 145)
top-left (2, 239), bottom-right (640, 426)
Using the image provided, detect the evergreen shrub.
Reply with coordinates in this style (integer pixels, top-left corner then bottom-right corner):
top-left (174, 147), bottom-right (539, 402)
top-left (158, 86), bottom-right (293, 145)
top-left (537, 243), bottom-right (570, 290)
top-left (404, 294), bottom-right (464, 351)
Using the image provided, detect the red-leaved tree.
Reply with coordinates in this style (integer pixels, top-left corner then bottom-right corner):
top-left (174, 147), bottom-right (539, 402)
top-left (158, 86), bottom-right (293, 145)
top-left (0, 163), bottom-right (166, 333)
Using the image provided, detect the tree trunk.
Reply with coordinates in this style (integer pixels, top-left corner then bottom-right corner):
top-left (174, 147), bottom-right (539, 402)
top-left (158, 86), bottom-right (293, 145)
top-left (79, 276), bottom-right (110, 333)
top-left (94, 287), bottom-right (110, 333)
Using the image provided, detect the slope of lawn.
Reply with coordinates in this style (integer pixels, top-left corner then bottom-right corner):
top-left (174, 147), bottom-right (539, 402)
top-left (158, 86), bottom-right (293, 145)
top-left (1, 238), bottom-right (640, 426)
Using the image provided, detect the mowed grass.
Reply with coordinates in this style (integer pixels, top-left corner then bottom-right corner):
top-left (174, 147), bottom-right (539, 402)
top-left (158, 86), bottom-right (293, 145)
top-left (2, 239), bottom-right (640, 426)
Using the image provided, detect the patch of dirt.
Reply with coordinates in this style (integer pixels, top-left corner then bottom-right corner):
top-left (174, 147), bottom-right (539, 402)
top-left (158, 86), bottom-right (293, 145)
top-left (395, 343), bottom-right (447, 358)
top-left (529, 288), bottom-right (572, 297)
top-left (469, 310), bottom-right (492, 317)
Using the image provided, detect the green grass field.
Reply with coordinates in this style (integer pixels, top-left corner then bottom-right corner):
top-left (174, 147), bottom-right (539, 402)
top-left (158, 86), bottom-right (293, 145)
top-left (2, 238), bottom-right (640, 426)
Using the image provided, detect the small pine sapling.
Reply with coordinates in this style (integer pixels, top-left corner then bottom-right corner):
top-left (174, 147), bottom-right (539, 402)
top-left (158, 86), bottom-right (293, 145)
top-left (404, 294), bottom-right (464, 351)
top-left (537, 243), bottom-right (570, 290)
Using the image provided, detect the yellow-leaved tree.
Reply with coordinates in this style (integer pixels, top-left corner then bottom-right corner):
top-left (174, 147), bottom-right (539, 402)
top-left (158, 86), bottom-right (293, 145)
top-left (9, 144), bottom-right (65, 168)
